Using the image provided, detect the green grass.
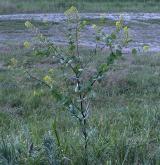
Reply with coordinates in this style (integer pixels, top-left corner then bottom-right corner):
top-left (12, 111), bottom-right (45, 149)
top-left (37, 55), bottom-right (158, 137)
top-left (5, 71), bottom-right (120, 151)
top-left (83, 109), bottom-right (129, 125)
top-left (0, 0), bottom-right (160, 14)
top-left (0, 3), bottom-right (160, 163)
top-left (0, 43), bottom-right (160, 164)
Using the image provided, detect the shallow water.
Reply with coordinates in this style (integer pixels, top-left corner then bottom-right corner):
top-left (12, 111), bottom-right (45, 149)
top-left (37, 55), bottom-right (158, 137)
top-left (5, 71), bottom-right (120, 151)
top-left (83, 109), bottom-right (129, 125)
top-left (0, 13), bottom-right (160, 53)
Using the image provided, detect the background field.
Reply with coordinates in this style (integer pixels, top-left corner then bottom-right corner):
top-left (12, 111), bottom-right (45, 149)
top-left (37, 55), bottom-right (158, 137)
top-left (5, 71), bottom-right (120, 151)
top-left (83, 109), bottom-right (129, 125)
top-left (0, 0), bottom-right (160, 14)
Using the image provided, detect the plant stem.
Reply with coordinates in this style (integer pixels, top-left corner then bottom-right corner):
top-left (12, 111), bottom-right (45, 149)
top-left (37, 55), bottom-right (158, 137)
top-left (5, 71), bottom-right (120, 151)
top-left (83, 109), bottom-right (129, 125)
top-left (77, 76), bottom-right (88, 165)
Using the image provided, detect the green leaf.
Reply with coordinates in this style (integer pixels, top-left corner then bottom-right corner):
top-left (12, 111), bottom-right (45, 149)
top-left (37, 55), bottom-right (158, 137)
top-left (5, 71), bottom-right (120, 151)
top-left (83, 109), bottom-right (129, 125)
top-left (111, 33), bottom-right (116, 40)
top-left (51, 87), bottom-right (62, 101)
top-left (52, 119), bottom-right (60, 147)
top-left (132, 48), bottom-right (137, 55)
top-left (116, 49), bottom-right (122, 57)
top-left (107, 52), bottom-right (116, 65)
top-left (99, 63), bottom-right (108, 73)
top-left (33, 48), bottom-right (50, 57)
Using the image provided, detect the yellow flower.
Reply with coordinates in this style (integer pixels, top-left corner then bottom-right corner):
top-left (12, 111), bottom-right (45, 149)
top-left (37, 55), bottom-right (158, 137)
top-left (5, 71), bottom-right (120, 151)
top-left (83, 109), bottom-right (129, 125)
top-left (143, 45), bottom-right (150, 52)
top-left (49, 69), bottom-right (54, 74)
top-left (116, 21), bottom-right (121, 29)
top-left (64, 6), bottom-right (78, 16)
top-left (116, 17), bottom-right (123, 30)
top-left (25, 21), bottom-right (33, 28)
top-left (64, 6), bottom-right (78, 20)
top-left (43, 75), bottom-right (53, 86)
top-left (124, 26), bottom-right (128, 32)
top-left (92, 24), bottom-right (97, 29)
top-left (10, 58), bottom-right (17, 67)
top-left (82, 20), bottom-right (87, 25)
top-left (23, 41), bottom-right (30, 48)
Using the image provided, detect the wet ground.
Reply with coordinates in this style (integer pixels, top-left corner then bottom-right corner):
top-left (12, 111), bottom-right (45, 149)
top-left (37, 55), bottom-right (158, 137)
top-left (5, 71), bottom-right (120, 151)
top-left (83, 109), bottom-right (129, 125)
top-left (0, 13), bottom-right (160, 53)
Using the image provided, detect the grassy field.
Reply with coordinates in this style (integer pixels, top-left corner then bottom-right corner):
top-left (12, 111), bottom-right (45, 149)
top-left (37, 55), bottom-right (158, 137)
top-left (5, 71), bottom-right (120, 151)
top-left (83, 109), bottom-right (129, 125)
top-left (0, 4), bottom-right (160, 164)
top-left (0, 42), bottom-right (160, 164)
top-left (0, 0), bottom-right (160, 14)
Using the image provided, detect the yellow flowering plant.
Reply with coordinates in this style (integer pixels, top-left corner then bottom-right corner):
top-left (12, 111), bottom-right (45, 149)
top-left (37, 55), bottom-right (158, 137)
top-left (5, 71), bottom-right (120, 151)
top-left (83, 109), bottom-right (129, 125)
top-left (24, 7), bottom-right (132, 164)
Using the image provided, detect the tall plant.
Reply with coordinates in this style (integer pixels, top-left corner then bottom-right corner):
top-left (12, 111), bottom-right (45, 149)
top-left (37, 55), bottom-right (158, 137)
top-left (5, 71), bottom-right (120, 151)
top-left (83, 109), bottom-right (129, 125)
top-left (24, 6), bottom-right (131, 164)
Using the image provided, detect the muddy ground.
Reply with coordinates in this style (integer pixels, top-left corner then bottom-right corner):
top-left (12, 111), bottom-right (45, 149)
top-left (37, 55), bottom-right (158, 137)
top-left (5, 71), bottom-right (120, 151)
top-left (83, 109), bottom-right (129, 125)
top-left (0, 13), bottom-right (160, 53)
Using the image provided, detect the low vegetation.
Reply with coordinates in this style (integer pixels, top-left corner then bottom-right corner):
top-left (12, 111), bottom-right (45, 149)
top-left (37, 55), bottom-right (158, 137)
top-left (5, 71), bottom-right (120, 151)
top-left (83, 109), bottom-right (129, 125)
top-left (0, 0), bottom-right (160, 14)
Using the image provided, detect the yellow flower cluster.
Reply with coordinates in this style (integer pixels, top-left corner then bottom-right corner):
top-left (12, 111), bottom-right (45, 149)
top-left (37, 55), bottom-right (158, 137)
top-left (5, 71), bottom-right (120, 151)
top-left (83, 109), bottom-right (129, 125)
top-left (25, 21), bottom-right (33, 28)
top-left (143, 45), bottom-right (150, 52)
top-left (8, 58), bottom-right (17, 69)
top-left (92, 24), bottom-right (97, 29)
top-left (65, 6), bottom-right (78, 16)
top-left (43, 75), bottom-right (53, 86)
top-left (23, 41), bottom-right (30, 48)
top-left (10, 58), bottom-right (17, 67)
top-left (116, 17), bottom-right (123, 31)
top-left (123, 26), bottom-right (128, 33)
top-left (64, 6), bottom-right (79, 20)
